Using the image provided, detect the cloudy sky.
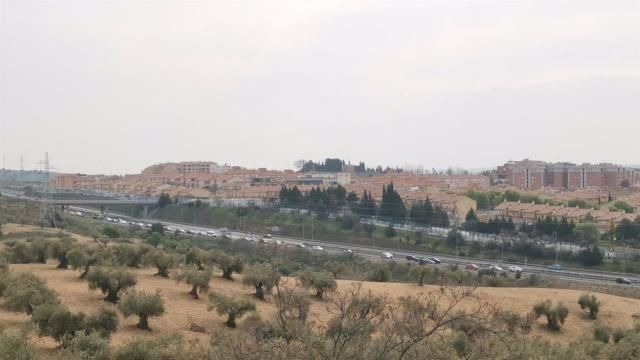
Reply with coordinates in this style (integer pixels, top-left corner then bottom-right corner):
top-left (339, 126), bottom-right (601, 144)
top-left (1, 0), bottom-right (638, 174)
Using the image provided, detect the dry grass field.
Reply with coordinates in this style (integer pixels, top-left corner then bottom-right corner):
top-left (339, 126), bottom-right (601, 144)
top-left (1, 262), bottom-right (639, 352)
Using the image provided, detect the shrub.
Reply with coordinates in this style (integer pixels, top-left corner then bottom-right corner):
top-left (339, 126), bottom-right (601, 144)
top-left (594, 325), bottom-right (610, 343)
top-left (101, 227), bottom-right (120, 239)
top-left (185, 247), bottom-right (212, 271)
top-left (578, 294), bottom-right (600, 319)
top-left (174, 265), bottom-right (212, 299)
top-left (242, 263), bottom-right (281, 300)
top-left (32, 303), bottom-right (85, 345)
top-left (208, 292), bottom-right (256, 328)
top-left (67, 245), bottom-right (101, 279)
top-left (0, 328), bottom-right (33, 360)
top-left (612, 328), bottom-right (626, 343)
top-left (533, 300), bottom-right (569, 330)
top-left (108, 244), bottom-right (151, 268)
top-left (87, 267), bottom-right (137, 303)
top-left (112, 333), bottom-right (204, 360)
top-left (3, 272), bottom-right (59, 314)
top-left (119, 290), bottom-right (165, 331)
top-left (297, 271), bottom-right (337, 299)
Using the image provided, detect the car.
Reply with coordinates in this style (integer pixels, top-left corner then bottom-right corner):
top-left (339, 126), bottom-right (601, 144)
top-left (263, 234), bottom-right (272, 238)
top-left (465, 264), bottom-right (480, 271)
top-left (616, 278), bottom-right (632, 285)
top-left (508, 265), bottom-right (523, 273)
top-left (177, 228), bottom-right (186, 234)
top-left (297, 243), bottom-right (306, 248)
top-left (186, 229), bottom-right (196, 235)
top-left (344, 249), bottom-right (353, 255)
top-left (419, 257), bottom-right (436, 265)
top-left (206, 231), bottom-right (218, 238)
top-left (405, 255), bottom-right (419, 262)
top-left (382, 252), bottom-right (393, 259)
top-left (118, 219), bottom-right (128, 225)
top-left (489, 265), bottom-right (504, 271)
top-left (275, 240), bottom-right (283, 245)
top-left (546, 264), bottom-right (563, 271)
top-left (312, 245), bottom-right (324, 251)
top-left (428, 257), bottom-right (442, 264)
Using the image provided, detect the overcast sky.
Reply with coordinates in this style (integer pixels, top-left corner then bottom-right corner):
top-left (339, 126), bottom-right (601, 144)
top-left (1, 0), bottom-right (638, 175)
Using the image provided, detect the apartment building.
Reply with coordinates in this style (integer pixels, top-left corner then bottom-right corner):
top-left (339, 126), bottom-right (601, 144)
top-left (498, 160), bottom-right (639, 189)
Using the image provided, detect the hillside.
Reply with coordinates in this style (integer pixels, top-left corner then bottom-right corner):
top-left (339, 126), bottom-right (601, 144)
top-left (2, 262), bottom-right (639, 350)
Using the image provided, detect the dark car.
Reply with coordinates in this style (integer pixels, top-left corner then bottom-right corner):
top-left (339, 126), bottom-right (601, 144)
top-left (616, 278), bottom-right (632, 285)
top-left (420, 257), bottom-right (436, 265)
top-left (405, 255), bottom-right (419, 262)
top-left (546, 264), bottom-right (563, 271)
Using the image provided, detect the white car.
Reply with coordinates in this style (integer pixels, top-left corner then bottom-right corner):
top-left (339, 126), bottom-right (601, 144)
top-left (297, 243), bottom-right (306, 248)
top-left (382, 252), bottom-right (393, 259)
top-left (508, 266), bottom-right (523, 273)
top-left (206, 231), bottom-right (218, 238)
top-left (312, 245), bottom-right (324, 251)
top-left (489, 265), bottom-right (503, 272)
top-left (118, 219), bottom-right (128, 225)
top-left (275, 240), bottom-right (283, 245)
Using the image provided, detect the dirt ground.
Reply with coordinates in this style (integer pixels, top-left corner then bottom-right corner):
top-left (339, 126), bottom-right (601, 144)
top-left (2, 263), bottom-right (639, 350)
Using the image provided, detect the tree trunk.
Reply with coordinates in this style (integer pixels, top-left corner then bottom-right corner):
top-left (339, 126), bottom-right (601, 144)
top-left (226, 314), bottom-right (237, 328)
top-left (255, 284), bottom-right (264, 300)
top-left (418, 276), bottom-right (424, 286)
top-left (105, 290), bottom-right (119, 303)
top-left (189, 285), bottom-right (199, 299)
top-left (138, 315), bottom-right (151, 331)
top-left (316, 289), bottom-right (324, 299)
top-left (222, 269), bottom-right (233, 280)
top-left (155, 267), bottom-right (169, 278)
top-left (56, 259), bottom-right (68, 269)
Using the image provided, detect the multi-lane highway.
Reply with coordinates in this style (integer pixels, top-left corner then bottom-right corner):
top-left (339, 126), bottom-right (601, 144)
top-left (65, 205), bottom-right (640, 290)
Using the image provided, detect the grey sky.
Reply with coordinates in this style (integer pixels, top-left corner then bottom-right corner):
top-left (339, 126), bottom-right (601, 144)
top-left (1, 0), bottom-right (638, 175)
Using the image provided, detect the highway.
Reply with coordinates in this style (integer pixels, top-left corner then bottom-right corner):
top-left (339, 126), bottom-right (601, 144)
top-left (66, 205), bottom-right (640, 290)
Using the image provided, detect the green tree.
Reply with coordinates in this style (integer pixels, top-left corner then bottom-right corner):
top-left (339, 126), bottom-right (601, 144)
top-left (533, 300), bottom-right (569, 330)
top-left (119, 290), bottom-right (165, 331)
top-left (214, 253), bottom-right (244, 280)
top-left (67, 245), bottom-right (102, 279)
top-left (2, 272), bottom-right (59, 314)
top-left (32, 303), bottom-right (86, 345)
top-left (87, 267), bottom-right (137, 303)
top-left (83, 308), bottom-right (119, 338)
top-left (409, 266), bottom-right (431, 286)
top-left (157, 192), bottom-right (172, 207)
top-left (298, 271), bottom-right (337, 299)
top-left (573, 222), bottom-right (599, 247)
top-left (241, 263), bottom-right (281, 300)
top-left (142, 248), bottom-right (176, 278)
top-left (185, 247), bottom-right (212, 271)
top-left (48, 237), bottom-right (75, 269)
top-left (208, 292), bottom-right (256, 328)
top-left (174, 265), bottom-right (212, 299)
top-left (578, 294), bottom-right (600, 319)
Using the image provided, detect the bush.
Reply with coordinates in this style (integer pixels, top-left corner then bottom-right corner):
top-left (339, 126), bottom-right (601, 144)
top-left (119, 290), bottom-right (165, 331)
top-left (87, 267), bottom-right (137, 303)
top-left (533, 300), bottom-right (569, 330)
top-left (578, 294), bottom-right (600, 319)
top-left (3, 272), bottom-right (59, 314)
top-left (367, 264), bottom-right (392, 282)
top-left (384, 225), bottom-right (396, 238)
top-left (84, 308), bottom-right (119, 338)
top-left (67, 245), bottom-right (101, 279)
top-left (32, 303), bottom-right (85, 345)
top-left (409, 266), bottom-right (431, 286)
top-left (612, 328), bottom-right (626, 343)
top-left (214, 253), bottom-right (244, 280)
top-left (298, 271), bottom-right (337, 298)
top-left (594, 325), bottom-right (610, 343)
top-left (101, 227), bottom-right (120, 239)
top-left (112, 333), bottom-right (204, 360)
top-left (0, 328), bottom-right (33, 360)
top-left (208, 292), bottom-right (256, 328)
top-left (48, 237), bottom-right (75, 269)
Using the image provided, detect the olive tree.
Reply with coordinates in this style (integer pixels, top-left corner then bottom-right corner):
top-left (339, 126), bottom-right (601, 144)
top-left (32, 303), bottom-right (86, 345)
top-left (87, 267), bottom-right (137, 303)
top-left (48, 237), bottom-right (75, 269)
top-left (27, 239), bottom-right (49, 264)
top-left (578, 293), bottom-right (600, 319)
top-left (298, 271), bottom-right (337, 299)
top-left (208, 292), bottom-right (256, 328)
top-left (533, 299), bottom-right (569, 330)
top-left (174, 265), bottom-right (212, 299)
top-left (119, 290), bottom-right (165, 331)
top-left (67, 245), bottom-right (102, 279)
top-left (215, 253), bottom-right (244, 280)
top-left (409, 266), bottom-right (431, 286)
top-left (108, 244), bottom-right (152, 268)
top-left (242, 263), bottom-right (281, 300)
top-left (142, 248), bottom-right (177, 278)
top-left (2, 272), bottom-right (59, 314)
top-left (185, 247), bottom-right (212, 271)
